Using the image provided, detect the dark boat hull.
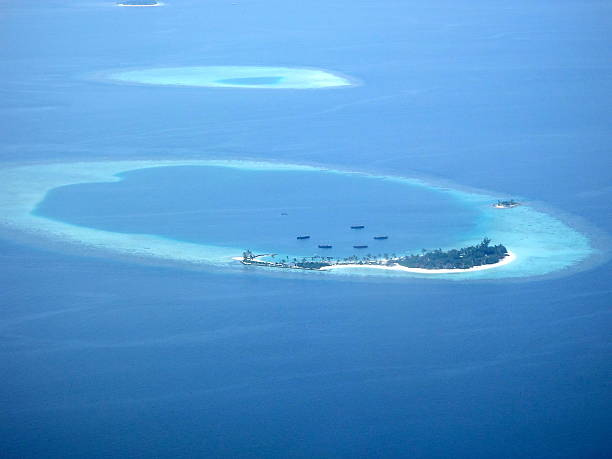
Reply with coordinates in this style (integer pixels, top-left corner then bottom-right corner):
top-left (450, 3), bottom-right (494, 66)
top-left (350, 225), bottom-right (365, 229)
top-left (318, 245), bottom-right (333, 249)
top-left (373, 236), bottom-right (388, 240)
top-left (353, 245), bottom-right (368, 249)
top-left (296, 236), bottom-right (310, 240)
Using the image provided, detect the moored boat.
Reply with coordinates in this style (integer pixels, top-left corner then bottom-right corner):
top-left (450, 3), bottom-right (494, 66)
top-left (318, 244), bottom-right (333, 249)
top-left (350, 225), bottom-right (365, 229)
top-left (373, 236), bottom-right (388, 240)
top-left (296, 235), bottom-right (310, 240)
top-left (353, 245), bottom-right (368, 249)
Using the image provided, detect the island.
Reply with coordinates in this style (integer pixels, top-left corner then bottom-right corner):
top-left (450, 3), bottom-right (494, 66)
top-left (117, 1), bottom-right (160, 6)
top-left (238, 238), bottom-right (515, 274)
top-left (494, 199), bottom-right (520, 209)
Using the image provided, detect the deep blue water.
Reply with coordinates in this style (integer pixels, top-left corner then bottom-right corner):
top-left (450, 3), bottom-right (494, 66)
top-left (1, 1), bottom-right (611, 458)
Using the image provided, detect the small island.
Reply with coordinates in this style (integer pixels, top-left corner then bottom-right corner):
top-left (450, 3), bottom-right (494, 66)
top-left (494, 199), bottom-right (520, 209)
top-left (239, 238), bottom-right (514, 274)
top-left (117, 1), bottom-right (160, 6)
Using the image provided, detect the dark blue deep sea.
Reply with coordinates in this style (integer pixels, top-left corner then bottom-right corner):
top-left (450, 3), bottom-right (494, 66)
top-left (1, 1), bottom-right (611, 457)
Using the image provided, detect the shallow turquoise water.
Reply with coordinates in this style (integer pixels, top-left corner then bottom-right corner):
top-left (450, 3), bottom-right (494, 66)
top-left (218, 77), bottom-right (284, 86)
top-left (106, 66), bottom-right (353, 89)
top-left (2, 0), bottom-right (611, 456)
top-left (25, 161), bottom-right (594, 279)
top-left (34, 165), bottom-right (478, 260)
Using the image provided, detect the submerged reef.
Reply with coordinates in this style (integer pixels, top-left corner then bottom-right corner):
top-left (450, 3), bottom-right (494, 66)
top-left (0, 160), bottom-right (594, 280)
top-left (104, 66), bottom-right (353, 89)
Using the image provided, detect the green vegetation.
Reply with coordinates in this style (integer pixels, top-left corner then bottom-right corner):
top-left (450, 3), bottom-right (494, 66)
top-left (294, 261), bottom-right (332, 269)
top-left (396, 238), bottom-right (508, 269)
top-left (241, 238), bottom-right (509, 271)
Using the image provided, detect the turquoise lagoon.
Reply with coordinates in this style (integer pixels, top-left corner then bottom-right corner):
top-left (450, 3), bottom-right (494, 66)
top-left (0, 160), bottom-right (593, 280)
top-left (105, 66), bottom-right (353, 89)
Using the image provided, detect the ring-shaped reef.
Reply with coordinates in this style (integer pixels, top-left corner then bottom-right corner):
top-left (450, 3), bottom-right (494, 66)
top-left (0, 160), bottom-right (595, 280)
top-left (104, 66), bottom-right (354, 89)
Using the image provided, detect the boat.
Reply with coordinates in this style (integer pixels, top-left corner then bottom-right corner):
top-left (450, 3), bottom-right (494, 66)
top-left (373, 236), bottom-right (388, 240)
top-left (318, 245), bottom-right (333, 249)
top-left (353, 245), bottom-right (368, 249)
top-left (296, 235), bottom-right (310, 240)
top-left (350, 225), bottom-right (365, 229)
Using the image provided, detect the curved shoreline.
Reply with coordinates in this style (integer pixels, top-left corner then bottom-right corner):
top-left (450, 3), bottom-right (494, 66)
top-left (101, 66), bottom-right (354, 90)
top-left (0, 159), bottom-right (594, 279)
top-left (318, 251), bottom-right (517, 274)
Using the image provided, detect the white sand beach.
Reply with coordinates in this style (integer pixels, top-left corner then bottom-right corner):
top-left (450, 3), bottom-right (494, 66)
top-left (319, 251), bottom-right (517, 274)
top-left (235, 251), bottom-right (517, 274)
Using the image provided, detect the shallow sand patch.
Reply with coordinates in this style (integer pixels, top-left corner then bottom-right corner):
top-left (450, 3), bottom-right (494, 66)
top-left (104, 66), bottom-right (354, 89)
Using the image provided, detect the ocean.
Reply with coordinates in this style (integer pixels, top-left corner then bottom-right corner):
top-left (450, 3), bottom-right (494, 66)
top-left (1, 0), bottom-right (611, 457)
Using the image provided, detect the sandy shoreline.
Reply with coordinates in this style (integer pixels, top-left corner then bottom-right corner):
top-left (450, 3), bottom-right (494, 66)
top-left (0, 159), bottom-right (591, 279)
top-left (235, 251), bottom-right (517, 274)
top-left (318, 251), bottom-right (517, 274)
